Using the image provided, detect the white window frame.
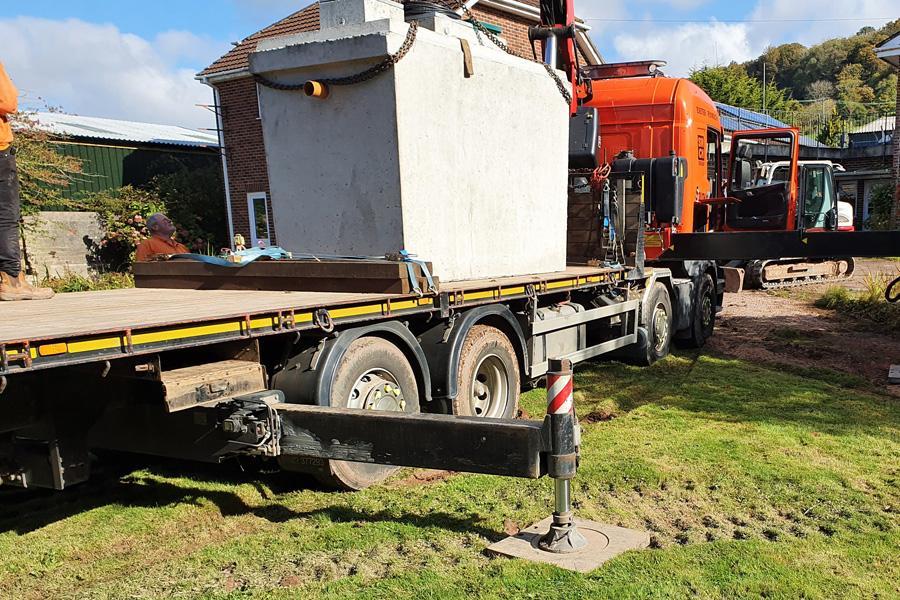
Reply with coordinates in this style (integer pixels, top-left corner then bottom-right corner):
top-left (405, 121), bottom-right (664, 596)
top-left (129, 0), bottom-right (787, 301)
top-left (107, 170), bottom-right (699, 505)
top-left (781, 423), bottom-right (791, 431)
top-left (247, 192), bottom-right (271, 247)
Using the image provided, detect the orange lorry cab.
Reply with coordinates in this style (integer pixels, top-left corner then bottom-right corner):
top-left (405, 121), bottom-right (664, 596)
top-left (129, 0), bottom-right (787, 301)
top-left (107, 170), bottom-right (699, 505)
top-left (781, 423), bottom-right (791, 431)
top-left (584, 76), bottom-right (725, 239)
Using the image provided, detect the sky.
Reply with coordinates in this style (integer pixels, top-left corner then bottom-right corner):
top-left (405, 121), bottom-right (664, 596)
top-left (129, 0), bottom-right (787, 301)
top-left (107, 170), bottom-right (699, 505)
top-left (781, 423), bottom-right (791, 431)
top-left (1, 0), bottom-right (896, 131)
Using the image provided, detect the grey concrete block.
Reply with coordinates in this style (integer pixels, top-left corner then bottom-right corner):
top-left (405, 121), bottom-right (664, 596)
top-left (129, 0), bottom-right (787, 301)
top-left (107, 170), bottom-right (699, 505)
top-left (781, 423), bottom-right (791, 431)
top-left (251, 1), bottom-right (569, 282)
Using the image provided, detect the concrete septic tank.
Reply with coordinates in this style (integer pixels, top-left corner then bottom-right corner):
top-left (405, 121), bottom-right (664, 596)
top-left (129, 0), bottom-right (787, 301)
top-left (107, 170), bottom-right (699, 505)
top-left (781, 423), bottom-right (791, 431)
top-left (250, 0), bottom-right (569, 282)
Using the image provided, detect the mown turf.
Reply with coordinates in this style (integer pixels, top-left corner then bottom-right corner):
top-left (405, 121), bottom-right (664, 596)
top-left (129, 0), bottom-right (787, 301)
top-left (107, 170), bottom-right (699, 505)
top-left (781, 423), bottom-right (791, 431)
top-left (1, 353), bottom-right (898, 599)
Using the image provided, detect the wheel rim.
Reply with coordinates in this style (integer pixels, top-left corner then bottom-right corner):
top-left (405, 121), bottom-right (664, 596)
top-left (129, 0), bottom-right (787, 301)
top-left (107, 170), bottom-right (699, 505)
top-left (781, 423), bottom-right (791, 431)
top-left (652, 302), bottom-right (670, 353)
top-left (348, 368), bottom-right (407, 412)
top-left (700, 292), bottom-right (713, 330)
top-left (471, 354), bottom-right (509, 418)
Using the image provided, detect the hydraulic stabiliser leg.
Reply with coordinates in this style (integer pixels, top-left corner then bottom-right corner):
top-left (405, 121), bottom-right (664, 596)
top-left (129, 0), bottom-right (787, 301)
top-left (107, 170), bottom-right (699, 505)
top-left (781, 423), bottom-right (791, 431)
top-left (487, 358), bottom-right (650, 572)
top-left (539, 359), bottom-right (587, 553)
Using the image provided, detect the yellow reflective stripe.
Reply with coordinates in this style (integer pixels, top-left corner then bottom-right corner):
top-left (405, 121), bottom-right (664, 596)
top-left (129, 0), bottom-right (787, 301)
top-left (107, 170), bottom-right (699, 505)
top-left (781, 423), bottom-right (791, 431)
top-left (68, 337), bottom-right (122, 354)
top-left (464, 290), bottom-right (495, 300)
top-left (249, 317), bottom-right (276, 329)
top-left (131, 322), bottom-right (242, 345)
top-left (546, 279), bottom-right (575, 290)
top-left (501, 286), bottom-right (526, 296)
top-left (390, 300), bottom-right (419, 311)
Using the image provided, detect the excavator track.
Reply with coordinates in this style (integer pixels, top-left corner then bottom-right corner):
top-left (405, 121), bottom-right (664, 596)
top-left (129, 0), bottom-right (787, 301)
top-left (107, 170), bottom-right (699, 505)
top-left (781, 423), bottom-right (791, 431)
top-left (748, 258), bottom-right (855, 289)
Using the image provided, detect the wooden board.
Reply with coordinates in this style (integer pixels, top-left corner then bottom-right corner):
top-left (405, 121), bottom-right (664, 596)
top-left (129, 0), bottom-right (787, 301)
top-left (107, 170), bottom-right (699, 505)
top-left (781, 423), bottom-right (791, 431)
top-left (134, 258), bottom-right (438, 295)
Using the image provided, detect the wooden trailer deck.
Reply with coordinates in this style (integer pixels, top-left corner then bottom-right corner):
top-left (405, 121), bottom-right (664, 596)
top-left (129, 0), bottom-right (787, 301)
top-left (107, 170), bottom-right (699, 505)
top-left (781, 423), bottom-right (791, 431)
top-left (0, 266), bottom-right (622, 374)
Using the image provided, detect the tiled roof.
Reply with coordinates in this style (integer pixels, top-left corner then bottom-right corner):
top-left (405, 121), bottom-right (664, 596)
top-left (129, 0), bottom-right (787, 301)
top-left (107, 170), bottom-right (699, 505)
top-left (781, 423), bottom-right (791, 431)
top-left (198, 0), bottom-right (548, 79)
top-left (199, 3), bottom-right (320, 78)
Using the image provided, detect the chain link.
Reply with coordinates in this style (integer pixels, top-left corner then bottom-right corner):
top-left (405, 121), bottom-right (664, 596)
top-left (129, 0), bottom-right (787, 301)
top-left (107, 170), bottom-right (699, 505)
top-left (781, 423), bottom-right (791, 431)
top-left (253, 4), bottom-right (572, 106)
top-left (458, 4), bottom-right (572, 106)
top-left (254, 21), bottom-right (419, 91)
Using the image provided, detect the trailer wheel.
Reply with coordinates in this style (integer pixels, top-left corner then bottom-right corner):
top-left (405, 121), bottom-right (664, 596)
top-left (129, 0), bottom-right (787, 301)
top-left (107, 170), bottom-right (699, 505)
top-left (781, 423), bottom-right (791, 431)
top-left (680, 273), bottom-right (716, 349)
top-left (317, 336), bottom-right (421, 490)
top-left (637, 281), bottom-right (672, 366)
top-left (452, 325), bottom-right (519, 418)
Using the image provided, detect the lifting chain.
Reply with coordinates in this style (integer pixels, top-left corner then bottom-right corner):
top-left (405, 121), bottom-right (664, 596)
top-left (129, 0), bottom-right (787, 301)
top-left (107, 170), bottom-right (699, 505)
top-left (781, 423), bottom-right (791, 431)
top-left (253, 21), bottom-right (419, 91)
top-left (254, 3), bottom-right (572, 106)
top-left (455, 3), bottom-right (572, 106)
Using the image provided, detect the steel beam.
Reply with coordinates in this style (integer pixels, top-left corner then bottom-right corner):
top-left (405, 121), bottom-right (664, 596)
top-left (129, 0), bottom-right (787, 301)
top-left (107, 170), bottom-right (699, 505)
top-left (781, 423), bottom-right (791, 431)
top-left (662, 231), bottom-right (900, 261)
top-left (273, 403), bottom-right (547, 478)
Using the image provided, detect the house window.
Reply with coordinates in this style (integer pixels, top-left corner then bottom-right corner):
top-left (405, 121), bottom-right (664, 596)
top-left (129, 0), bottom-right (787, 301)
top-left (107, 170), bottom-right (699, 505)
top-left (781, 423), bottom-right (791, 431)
top-left (247, 192), bottom-right (271, 247)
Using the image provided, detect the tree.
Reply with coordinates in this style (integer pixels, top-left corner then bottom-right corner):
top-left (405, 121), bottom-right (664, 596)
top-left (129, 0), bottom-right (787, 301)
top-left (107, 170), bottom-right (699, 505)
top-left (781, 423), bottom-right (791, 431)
top-left (805, 80), bottom-right (834, 101)
top-left (11, 111), bottom-right (84, 217)
top-left (689, 64), bottom-right (798, 115)
top-left (746, 17), bottom-right (900, 109)
top-left (746, 43), bottom-right (808, 91)
top-left (836, 63), bottom-right (876, 121)
top-left (865, 183), bottom-right (894, 231)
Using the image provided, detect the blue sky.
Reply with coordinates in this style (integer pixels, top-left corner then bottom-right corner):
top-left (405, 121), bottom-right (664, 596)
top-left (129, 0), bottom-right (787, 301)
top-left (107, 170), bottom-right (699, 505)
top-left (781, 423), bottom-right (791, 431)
top-left (1, 1), bottom-right (895, 129)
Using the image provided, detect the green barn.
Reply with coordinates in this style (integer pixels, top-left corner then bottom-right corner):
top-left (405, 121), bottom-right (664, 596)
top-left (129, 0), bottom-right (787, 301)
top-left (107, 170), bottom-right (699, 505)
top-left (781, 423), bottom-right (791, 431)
top-left (34, 112), bottom-right (221, 198)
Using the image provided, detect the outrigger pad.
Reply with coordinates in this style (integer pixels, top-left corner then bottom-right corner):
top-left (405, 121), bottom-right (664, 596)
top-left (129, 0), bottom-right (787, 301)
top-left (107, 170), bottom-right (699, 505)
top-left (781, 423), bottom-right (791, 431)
top-left (487, 517), bottom-right (649, 573)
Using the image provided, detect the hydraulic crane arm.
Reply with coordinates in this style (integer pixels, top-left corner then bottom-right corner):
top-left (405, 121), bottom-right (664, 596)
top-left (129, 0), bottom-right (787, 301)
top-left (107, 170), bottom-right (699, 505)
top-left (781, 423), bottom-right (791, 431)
top-left (532, 0), bottom-right (579, 114)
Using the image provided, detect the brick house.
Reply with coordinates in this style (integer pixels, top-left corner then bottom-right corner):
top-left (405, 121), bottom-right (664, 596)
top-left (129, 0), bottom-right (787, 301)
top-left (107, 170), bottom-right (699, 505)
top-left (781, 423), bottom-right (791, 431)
top-left (197, 1), bottom-right (602, 248)
top-left (874, 31), bottom-right (900, 227)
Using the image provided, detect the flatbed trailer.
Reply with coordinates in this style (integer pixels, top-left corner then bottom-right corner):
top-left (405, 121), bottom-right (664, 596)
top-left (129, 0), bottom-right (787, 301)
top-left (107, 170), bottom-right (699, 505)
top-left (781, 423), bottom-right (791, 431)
top-left (0, 263), bottom-right (680, 491)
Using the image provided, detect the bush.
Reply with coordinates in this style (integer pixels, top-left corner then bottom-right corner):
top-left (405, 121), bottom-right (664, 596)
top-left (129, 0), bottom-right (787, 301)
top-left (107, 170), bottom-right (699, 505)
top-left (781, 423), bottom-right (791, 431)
top-left (40, 271), bottom-right (134, 293)
top-left (865, 183), bottom-right (894, 230)
top-left (815, 273), bottom-right (900, 331)
top-left (75, 186), bottom-right (165, 272)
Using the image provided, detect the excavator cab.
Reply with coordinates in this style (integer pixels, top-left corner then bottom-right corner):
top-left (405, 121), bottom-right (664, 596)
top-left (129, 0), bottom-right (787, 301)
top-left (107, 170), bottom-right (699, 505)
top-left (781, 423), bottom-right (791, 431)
top-left (798, 163), bottom-right (839, 231)
top-left (725, 128), bottom-right (799, 231)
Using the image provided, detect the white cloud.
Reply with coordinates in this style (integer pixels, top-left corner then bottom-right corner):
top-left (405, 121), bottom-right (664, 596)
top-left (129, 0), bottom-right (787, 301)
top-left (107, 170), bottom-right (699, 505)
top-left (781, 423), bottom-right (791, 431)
top-left (613, 21), bottom-right (755, 76)
top-left (0, 17), bottom-right (229, 130)
top-left (746, 0), bottom-right (897, 47)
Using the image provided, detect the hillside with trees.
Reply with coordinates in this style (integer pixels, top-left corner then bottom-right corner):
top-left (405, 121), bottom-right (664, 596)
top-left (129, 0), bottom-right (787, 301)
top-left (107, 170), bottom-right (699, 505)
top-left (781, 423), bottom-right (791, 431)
top-left (690, 18), bottom-right (899, 145)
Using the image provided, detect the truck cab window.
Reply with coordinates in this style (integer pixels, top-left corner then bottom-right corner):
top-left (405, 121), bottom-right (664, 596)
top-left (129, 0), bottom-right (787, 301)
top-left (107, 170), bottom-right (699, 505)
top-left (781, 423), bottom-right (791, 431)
top-left (706, 129), bottom-right (721, 197)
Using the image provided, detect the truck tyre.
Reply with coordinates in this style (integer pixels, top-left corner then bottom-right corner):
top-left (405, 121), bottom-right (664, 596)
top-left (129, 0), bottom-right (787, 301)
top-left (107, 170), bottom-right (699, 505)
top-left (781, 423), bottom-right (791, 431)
top-left (452, 325), bottom-right (519, 419)
top-left (637, 281), bottom-right (672, 366)
top-left (314, 336), bottom-right (421, 490)
top-left (680, 273), bottom-right (716, 349)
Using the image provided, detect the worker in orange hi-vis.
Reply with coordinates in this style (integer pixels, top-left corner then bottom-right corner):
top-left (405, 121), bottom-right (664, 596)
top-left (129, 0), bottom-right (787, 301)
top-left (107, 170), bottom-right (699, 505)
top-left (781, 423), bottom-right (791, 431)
top-left (135, 213), bottom-right (190, 261)
top-left (0, 62), bottom-right (54, 301)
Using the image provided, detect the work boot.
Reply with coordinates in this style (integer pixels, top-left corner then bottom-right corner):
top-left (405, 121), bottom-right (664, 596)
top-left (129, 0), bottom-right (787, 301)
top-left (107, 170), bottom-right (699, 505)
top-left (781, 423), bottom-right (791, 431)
top-left (0, 271), bottom-right (55, 301)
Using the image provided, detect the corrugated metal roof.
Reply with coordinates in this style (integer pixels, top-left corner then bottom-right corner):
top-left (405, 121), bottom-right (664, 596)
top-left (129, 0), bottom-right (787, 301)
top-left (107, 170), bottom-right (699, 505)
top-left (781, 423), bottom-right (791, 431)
top-left (850, 115), bottom-right (895, 133)
top-left (715, 103), bottom-right (827, 148)
top-left (31, 112), bottom-right (219, 148)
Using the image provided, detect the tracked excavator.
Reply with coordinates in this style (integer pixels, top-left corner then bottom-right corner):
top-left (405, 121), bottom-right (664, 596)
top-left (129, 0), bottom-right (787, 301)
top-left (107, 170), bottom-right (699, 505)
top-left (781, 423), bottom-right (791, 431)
top-left (721, 136), bottom-right (856, 289)
top-left (563, 60), bottom-right (898, 295)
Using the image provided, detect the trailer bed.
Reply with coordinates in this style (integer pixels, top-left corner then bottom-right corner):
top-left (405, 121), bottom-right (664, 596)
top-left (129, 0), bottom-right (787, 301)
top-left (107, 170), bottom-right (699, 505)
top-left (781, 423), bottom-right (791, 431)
top-left (0, 288), bottom-right (396, 342)
top-left (0, 266), bottom-right (621, 374)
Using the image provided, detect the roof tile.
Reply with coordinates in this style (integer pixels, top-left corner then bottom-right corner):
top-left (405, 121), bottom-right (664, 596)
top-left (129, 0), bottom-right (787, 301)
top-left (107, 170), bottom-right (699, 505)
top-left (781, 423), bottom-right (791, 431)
top-left (199, 3), bottom-right (320, 77)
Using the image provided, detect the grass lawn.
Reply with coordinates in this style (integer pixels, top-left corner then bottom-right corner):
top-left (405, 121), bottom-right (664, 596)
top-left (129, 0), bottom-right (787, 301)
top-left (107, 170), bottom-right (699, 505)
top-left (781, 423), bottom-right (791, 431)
top-left (1, 353), bottom-right (898, 599)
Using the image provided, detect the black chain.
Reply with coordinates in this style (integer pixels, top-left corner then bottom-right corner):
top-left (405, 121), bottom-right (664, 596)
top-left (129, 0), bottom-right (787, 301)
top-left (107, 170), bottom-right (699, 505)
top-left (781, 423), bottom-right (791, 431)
top-left (253, 5), bottom-right (572, 105)
top-left (254, 21), bottom-right (419, 91)
top-left (458, 4), bottom-right (572, 106)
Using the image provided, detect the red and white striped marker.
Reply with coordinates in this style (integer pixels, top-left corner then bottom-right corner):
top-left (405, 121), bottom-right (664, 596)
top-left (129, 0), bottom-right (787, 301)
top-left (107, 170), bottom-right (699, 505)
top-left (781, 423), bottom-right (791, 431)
top-left (546, 370), bottom-right (573, 415)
